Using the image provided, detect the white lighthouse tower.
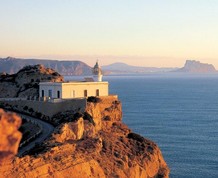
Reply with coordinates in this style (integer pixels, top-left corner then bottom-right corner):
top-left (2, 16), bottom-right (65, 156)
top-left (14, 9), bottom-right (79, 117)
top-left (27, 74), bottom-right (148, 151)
top-left (93, 61), bottom-right (103, 82)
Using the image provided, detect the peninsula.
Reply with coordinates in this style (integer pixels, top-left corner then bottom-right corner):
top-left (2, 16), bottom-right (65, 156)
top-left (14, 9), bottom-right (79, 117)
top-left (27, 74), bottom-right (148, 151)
top-left (0, 63), bottom-right (170, 178)
top-left (176, 60), bottom-right (217, 73)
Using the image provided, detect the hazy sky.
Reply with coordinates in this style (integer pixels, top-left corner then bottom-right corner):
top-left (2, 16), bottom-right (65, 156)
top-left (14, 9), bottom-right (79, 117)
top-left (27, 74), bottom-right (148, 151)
top-left (1, 0), bottom-right (218, 67)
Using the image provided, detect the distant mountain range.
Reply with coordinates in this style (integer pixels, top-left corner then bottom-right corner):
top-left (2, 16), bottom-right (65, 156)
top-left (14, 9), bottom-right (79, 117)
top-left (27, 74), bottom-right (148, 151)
top-left (102, 62), bottom-right (177, 74)
top-left (175, 60), bottom-right (217, 73)
top-left (0, 57), bottom-right (92, 75)
top-left (0, 57), bottom-right (216, 76)
top-left (102, 60), bottom-right (217, 74)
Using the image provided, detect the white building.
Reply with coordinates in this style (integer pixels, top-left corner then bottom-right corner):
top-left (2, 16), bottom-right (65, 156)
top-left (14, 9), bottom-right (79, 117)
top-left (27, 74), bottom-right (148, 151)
top-left (39, 62), bottom-right (109, 99)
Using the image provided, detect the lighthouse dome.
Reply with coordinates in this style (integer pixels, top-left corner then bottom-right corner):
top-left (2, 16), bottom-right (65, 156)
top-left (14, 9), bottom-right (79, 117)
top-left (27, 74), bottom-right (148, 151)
top-left (93, 61), bottom-right (103, 82)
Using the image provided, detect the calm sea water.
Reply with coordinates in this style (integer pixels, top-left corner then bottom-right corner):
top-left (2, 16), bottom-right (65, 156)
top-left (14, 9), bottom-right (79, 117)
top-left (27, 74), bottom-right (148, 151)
top-left (65, 74), bottom-right (218, 178)
top-left (105, 74), bottom-right (218, 178)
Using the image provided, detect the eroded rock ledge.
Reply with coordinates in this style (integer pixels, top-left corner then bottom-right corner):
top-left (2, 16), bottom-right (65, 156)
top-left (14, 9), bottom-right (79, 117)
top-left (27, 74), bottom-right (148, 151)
top-left (0, 109), bottom-right (22, 163)
top-left (0, 97), bottom-right (169, 178)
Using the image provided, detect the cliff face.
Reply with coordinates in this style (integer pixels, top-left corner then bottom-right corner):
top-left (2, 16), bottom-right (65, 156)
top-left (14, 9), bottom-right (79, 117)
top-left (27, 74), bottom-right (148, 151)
top-left (0, 97), bottom-right (169, 178)
top-left (176, 60), bottom-right (217, 73)
top-left (0, 64), bottom-right (63, 98)
top-left (0, 109), bottom-right (22, 163)
top-left (0, 57), bottom-right (92, 75)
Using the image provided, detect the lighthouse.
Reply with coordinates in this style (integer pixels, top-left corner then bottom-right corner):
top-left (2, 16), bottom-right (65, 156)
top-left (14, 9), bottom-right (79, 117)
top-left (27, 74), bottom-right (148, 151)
top-left (93, 61), bottom-right (103, 82)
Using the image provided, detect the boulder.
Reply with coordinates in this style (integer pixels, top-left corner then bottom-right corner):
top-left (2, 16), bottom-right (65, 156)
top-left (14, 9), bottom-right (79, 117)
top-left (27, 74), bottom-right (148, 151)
top-left (0, 109), bottom-right (22, 163)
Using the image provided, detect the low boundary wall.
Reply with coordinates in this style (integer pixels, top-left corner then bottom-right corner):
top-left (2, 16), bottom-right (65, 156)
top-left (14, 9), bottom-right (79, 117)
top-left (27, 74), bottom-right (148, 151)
top-left (0, 98), bottom-right (86, 118)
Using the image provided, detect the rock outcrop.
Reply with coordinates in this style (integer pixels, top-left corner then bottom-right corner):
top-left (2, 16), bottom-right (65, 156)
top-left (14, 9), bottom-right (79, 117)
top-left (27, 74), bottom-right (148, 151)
top-left (0, 109), bottom-right (22, 163)
top-left (0, 64), bottom-right (63, 98)
top-left (176, 60), bottom-right (217, 73)
top-left (0, 97), bottom-right (169, 178)
top-left (52, 117), bottom-right (84, 142)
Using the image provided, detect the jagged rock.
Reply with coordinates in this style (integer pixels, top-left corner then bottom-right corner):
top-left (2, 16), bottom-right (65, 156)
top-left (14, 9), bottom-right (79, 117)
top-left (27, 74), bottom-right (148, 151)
top-left (53, 118), bottom-right (84, 142)
top-left (0, 64), bottom-right (63, 98)
top-left (85, 97), bottom-right (122, 132)
top-left (83, 120), bottom-right (97, 138)
top-left (0, 97), bottom-right (170, 178)
top-left (0, 109), bottom-right (22, 163)
top-left (176, 60), bottom-right (217, 73)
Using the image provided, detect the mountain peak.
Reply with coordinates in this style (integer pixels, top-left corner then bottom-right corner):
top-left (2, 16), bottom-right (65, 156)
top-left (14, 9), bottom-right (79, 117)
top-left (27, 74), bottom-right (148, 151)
top-left (177, 60), bottom-right (216, 73)
top-left (0, 57), bottom-right (92, 75)
top-left (0, 56), bottom-right (15, 61)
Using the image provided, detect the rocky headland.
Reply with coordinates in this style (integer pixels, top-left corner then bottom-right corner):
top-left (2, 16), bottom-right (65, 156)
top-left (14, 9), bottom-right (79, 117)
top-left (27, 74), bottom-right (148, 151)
top-left (0, 65), bottom-right (169, 177)
top-left (0, 97), bottom-right (169, 178)
top-left (176, 60), bottom-right (217, 73)
top-left (0, 64), bottom-right (63, 98)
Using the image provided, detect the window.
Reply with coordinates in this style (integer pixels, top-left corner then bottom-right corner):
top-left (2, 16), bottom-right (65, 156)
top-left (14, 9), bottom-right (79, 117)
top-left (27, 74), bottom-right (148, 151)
top-left (48, 90), bottom-right (52, 98)
top-left (71, 90), bottom-right (75, 98)
top-left (57, 91), bottom-right (60, 98)
top-left (96, 89), bottom-right (99, 96)
top-left (41, 90), bottom-right (44, 97)
top-left (84, 90), bottom-right (88, 97)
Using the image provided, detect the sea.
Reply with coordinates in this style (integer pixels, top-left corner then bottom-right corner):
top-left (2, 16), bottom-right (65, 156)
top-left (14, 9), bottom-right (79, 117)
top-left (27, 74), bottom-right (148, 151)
top-left (65, 74), bottom-right (218, 178)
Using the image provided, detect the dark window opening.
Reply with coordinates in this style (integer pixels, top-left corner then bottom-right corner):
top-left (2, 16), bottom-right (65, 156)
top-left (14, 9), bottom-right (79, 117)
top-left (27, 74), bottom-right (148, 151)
top-left (84, 90), bottom-right (88, 97)
top-left (41, 90), bottom-right (44, 97)
top-left (96, 89), bottom-right (99, 96)
top-left (49, 90), bottom-right (52, 98)
top-left (57, 90), bottom-right (60, 98)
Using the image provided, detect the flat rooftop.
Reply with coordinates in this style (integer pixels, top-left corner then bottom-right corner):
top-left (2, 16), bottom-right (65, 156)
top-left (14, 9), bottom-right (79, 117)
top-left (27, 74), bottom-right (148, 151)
top-left (39, 81), bottom-right (109, 85)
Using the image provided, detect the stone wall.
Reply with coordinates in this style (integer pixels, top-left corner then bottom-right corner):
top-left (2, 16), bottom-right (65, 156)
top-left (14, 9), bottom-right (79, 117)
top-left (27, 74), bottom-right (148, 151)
top-left (0, 98), bottom-right (86, 118)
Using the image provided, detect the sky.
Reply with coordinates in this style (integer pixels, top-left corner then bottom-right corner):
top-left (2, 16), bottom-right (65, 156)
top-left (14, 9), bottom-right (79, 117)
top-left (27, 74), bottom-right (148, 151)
top-left (1, 0), bottom-right (218, 68)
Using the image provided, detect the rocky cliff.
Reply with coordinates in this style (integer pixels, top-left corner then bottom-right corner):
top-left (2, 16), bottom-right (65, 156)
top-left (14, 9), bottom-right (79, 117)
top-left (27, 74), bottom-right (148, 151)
top-left (0, 57), bottom-right (92, 75)
top-left (176, 60), bottom-right (217, 73)
top-left (0, 109), bottom-right (22, 163)
top-left (0, 64), bottom-right (63, 98)
top-left (0, 97), bottom-right (169, 178)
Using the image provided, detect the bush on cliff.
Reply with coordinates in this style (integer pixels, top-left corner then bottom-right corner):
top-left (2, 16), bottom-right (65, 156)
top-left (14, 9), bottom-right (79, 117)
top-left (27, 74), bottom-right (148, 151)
top-left (127, 132), bottom-right (145, 142)
top-left (83, 112), bottom-right (95, 125)
top-left (87, 96), bottom-right (101, 103)
top-left (73, 112), bottom-right (83, 121)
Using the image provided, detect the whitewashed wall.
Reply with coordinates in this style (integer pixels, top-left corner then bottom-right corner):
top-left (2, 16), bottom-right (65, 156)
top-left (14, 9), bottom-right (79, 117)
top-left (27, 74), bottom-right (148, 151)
top-left (39, 83), bottom-right (62, 98)
top-left (62, 82), bottom-right (108, 98)
top-left (39, 82), bottom-right (108, 99)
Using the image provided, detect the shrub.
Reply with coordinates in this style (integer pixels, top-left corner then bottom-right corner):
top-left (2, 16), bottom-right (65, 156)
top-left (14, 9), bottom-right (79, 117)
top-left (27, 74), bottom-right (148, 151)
top-left (52, 72), bottom-right (59, 76)
top-left (35, 112), bottom-right (42, 118)
top-left (73, 112), bottom-right (83, 121)
top-left (23, 106), bottom-right (28, 110)
top-left (28, 108), bottom-right (34, 113)
top-left (33, 83), bottom-right (39, 88)
top-left (103, 116), bottom-right (111, 121)
top-left (127, 133), bottom-right (144, 143)
top-left (87, 96), bottom-right (101, 103)
top-left (83, 112), bottom-right (95, 125)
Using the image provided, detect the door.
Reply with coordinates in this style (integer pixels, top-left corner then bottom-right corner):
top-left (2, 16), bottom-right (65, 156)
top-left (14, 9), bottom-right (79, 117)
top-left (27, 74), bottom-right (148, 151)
top-left (41, 90), bottom-right (44, 97)
top-left (84, 90), bottom-right (88, 97)
top-left (57, 91), bottom-right (60, 98)
top-left (48, 90), bottom-right (52, 98)
top-left (96, 89), bottom-right (99, 96)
